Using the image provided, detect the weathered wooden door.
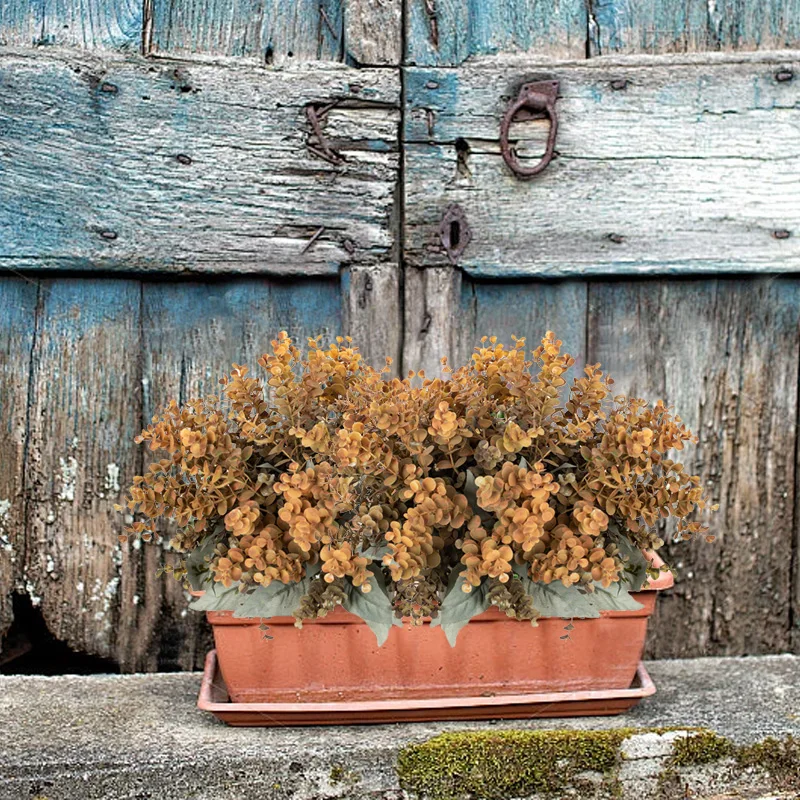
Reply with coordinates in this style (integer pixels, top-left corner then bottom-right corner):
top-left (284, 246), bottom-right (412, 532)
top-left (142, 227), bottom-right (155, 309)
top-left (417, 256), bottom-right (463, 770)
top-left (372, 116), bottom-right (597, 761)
top-left (1, 1), bottom-right (798, 670)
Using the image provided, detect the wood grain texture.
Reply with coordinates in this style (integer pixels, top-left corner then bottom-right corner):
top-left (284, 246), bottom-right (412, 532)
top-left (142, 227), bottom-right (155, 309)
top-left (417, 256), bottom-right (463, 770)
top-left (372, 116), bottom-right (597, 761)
top-left (454, 278), bottom-right (588, 372)
top-left (589, 0), bottom-right (800, 56)
top-left (342, 263), bottom-right (402, 372)
top-left (22, 279), bottom-right (142, 664)
top-left (403, 266), bottom-right (462, 378)
top-left (0, 0), bottom-right (142, 51)
top-left (0, 278), bottom-right (39, 643)
top-left (404, 53), bottom-right (800, 278)
top-left (405, 0), bottom-right (586, 66)
top-left (345, 0), bottom-right (402, 65)
top-left (0, 50), bottom-right (400, 275)
top-left (151, 0), bottom-right (343, 65)
top-left (138, 277), bottom-right (342, 669)
top-left (587, 277), bottom-right (800, 658)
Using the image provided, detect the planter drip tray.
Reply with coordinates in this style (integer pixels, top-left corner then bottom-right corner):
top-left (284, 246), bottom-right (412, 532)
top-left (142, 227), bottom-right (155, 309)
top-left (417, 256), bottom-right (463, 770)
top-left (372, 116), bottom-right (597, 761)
top-left (197, 650), bottom-right (656, 726)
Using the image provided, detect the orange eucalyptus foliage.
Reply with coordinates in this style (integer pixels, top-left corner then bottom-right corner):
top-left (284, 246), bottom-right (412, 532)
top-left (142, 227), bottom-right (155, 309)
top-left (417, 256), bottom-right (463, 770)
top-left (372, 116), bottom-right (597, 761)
top-left (119, 331), bottom-right (715, 627)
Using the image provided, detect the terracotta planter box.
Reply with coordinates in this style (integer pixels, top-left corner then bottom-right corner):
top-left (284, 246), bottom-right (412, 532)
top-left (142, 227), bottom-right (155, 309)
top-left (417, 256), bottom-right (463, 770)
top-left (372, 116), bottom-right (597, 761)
top-left (206, 562), bottom-right (673, 707)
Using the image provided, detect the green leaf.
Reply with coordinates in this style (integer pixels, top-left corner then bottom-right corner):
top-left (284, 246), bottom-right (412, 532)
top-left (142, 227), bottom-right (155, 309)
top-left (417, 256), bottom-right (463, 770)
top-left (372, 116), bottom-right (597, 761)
top-left (589, 584), bottom-right (644, 613)
top-left (188, 584), bottom-right (241, 612)
top-left (342, 565), bottom-right (399, 647)
top-left (609, 528), bottom-right (649, 591)
top-left (522, 578), bottom-right (643, 619)
top-left (463, 470), bottom-right (478, 508)
top-left (361, 543), bottom-right (390, 562)
top-left (524, 580), bottom-right (601, 619)
top-left (231, 578), bottom-right (311, 619)
top-left (185, 532), bottom-right (222, 591)
top-left (436, 567), bottom-right (489, 647)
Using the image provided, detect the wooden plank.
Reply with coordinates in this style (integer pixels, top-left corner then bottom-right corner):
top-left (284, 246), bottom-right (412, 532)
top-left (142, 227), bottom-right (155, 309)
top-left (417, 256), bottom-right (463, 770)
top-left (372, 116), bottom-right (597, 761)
top-left (22, 279), bottom-right (142, 666)
top-left (138, 276), bottom-right (342, 669)
top-left (151, 0), bottom-right (343, 65)
top-left (587, 277), bottom-right (800, 658)
top-left (403, 272), bottom-right (588, 393)
top-left (345, 0), bottom-right (402, 65)
top-left (0, 1), bottom-right (142, 50)
top-left (589, 0), bottom-right (800, 56)
top-left (342, 263), bottom-right (402, 373)
top-left (403, 266), bottom-right (462, 378)
top-left (588, 0), bottom-right (711, 55)
top-left (405, 0), bottom-right (586, 66)
top-left (0, 51), bottom-right (400, 275)
top-left (404, 52), bottom-right (800, 278)
top-left (711, 0), bottom-right (800, 51)
top-left (454, 278), bottom-right (588, 371)
top-left (0, 278), bottom-right (38, 642)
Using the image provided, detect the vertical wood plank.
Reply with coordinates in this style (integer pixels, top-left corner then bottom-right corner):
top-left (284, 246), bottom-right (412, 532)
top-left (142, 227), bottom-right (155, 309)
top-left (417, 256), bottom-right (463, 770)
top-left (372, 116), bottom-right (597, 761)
top-left (403, 266), bottom-right (462, 378)
top-left (588, 0), bottom-right (709, 55)
top-left (587, 277), bottom-right (800, 658)
top-left (710, 0), bottom-right (800, 50)
top-left (23, 279), bottom-right (142, 665)
top-left (0, 278), bottom-right (39, 643)
top-left (342, 264), bottom-right (402, 373)
top-left (344, 0), bottom-right (402, 65)
top-left (455, 279), bottom-right (588, 372)
top-left (139, 277), bottom-right (342, 669)
top-left (151, 0), bottom-right (344, 64)
top-left (588, 0), bottom-right (800, 55)
top-left (406, 0), bottom-right (587, 66)
top-left (0, 0), bottom-right (142, 50)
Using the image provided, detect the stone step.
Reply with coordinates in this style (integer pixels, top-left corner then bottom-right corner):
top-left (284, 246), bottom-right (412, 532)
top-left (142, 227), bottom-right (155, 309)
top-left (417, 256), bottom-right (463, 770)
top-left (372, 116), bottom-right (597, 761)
top-left (2, 654), bottom-right (799, 800)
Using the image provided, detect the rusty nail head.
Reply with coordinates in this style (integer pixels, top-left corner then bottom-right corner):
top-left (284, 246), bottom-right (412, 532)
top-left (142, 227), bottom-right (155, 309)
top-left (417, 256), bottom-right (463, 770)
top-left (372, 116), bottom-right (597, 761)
top-left (773, 229), bottom-right (791, 239)
top-left (176, 153), bottom-right (192, 165)
top-left (100, 230), bottom-right (118, 240)
top-left (607, 233), bottom-right (625, 244)
top-left (775, 69), bottom-right (794, 82)
top-left (610, 79), bottom-right (628, 91)
top-left (100, 82), bottom-right (118, 93)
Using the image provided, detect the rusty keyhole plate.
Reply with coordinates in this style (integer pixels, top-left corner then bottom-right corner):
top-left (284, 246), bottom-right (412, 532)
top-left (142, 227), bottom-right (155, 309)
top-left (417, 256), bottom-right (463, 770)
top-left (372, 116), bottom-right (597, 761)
top-left (439, 204), bottom-right (471, 264)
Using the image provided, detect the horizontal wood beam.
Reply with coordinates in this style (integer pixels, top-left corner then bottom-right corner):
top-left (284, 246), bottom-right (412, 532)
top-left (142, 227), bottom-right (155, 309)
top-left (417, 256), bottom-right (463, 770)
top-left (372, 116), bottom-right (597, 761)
top-left (0, 50), bottom-right (400, 276)
top-left (404, 51), bottom-right (800, 277)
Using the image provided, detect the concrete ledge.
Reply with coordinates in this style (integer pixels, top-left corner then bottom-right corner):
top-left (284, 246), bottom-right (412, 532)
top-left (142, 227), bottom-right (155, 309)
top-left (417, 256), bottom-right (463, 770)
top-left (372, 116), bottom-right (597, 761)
top-left (3, 655), bottom-right (800, 800)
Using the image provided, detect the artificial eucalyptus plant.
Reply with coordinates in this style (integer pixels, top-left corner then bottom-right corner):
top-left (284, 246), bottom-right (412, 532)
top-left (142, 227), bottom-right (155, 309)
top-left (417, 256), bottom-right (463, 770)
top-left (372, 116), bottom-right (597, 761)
top-left (118, 332), bottom-right (715, 645)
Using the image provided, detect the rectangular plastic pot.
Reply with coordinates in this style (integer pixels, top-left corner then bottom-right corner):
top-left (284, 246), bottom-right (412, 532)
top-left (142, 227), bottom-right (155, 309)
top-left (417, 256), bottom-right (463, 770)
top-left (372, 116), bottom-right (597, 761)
top-left (198, 649), bottom-right (657, 726)
top-left (207, 565), bottom-right (673, 705)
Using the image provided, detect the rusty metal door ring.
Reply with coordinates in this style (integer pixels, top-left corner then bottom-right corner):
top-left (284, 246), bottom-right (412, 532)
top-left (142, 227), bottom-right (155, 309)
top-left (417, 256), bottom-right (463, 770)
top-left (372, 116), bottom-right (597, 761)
top-left (499, 80), bottom-right (559, 179)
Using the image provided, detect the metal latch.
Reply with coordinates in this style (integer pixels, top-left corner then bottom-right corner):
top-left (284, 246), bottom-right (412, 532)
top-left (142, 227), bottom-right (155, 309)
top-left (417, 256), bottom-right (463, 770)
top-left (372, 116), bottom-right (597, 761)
top-left (499, 80), bottom-right (559, 179)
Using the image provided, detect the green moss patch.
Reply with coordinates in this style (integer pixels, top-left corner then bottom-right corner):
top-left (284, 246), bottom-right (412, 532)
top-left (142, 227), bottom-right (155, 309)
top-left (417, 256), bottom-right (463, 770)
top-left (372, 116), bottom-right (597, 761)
top-left (738, 736), bottom-right (800, 789)
top-left (670, 730), bottom-right (735, 766)
top-left (398, 728), bottom-right (800, 800)
top-left (397, 728), bottom-right (640, 800)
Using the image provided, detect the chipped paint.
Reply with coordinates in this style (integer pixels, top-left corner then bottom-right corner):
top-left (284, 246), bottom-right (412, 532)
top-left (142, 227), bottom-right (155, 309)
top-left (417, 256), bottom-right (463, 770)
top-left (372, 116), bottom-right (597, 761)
top-left (0, 499), bottom-right (12, 556)
top-left (45, 555), bottom-right (55, 574)
top-left (104, 462), bottom-right (121, 494)
top-left (24, 579), bottom-right (42, 607)
top-left (58, 456), bottom-right (79, 502)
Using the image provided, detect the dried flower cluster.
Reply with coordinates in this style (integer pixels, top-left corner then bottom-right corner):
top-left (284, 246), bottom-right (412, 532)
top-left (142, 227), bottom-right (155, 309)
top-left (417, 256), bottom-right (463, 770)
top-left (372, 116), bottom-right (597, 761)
top-left (119, 332), bottom-right (715, 645)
